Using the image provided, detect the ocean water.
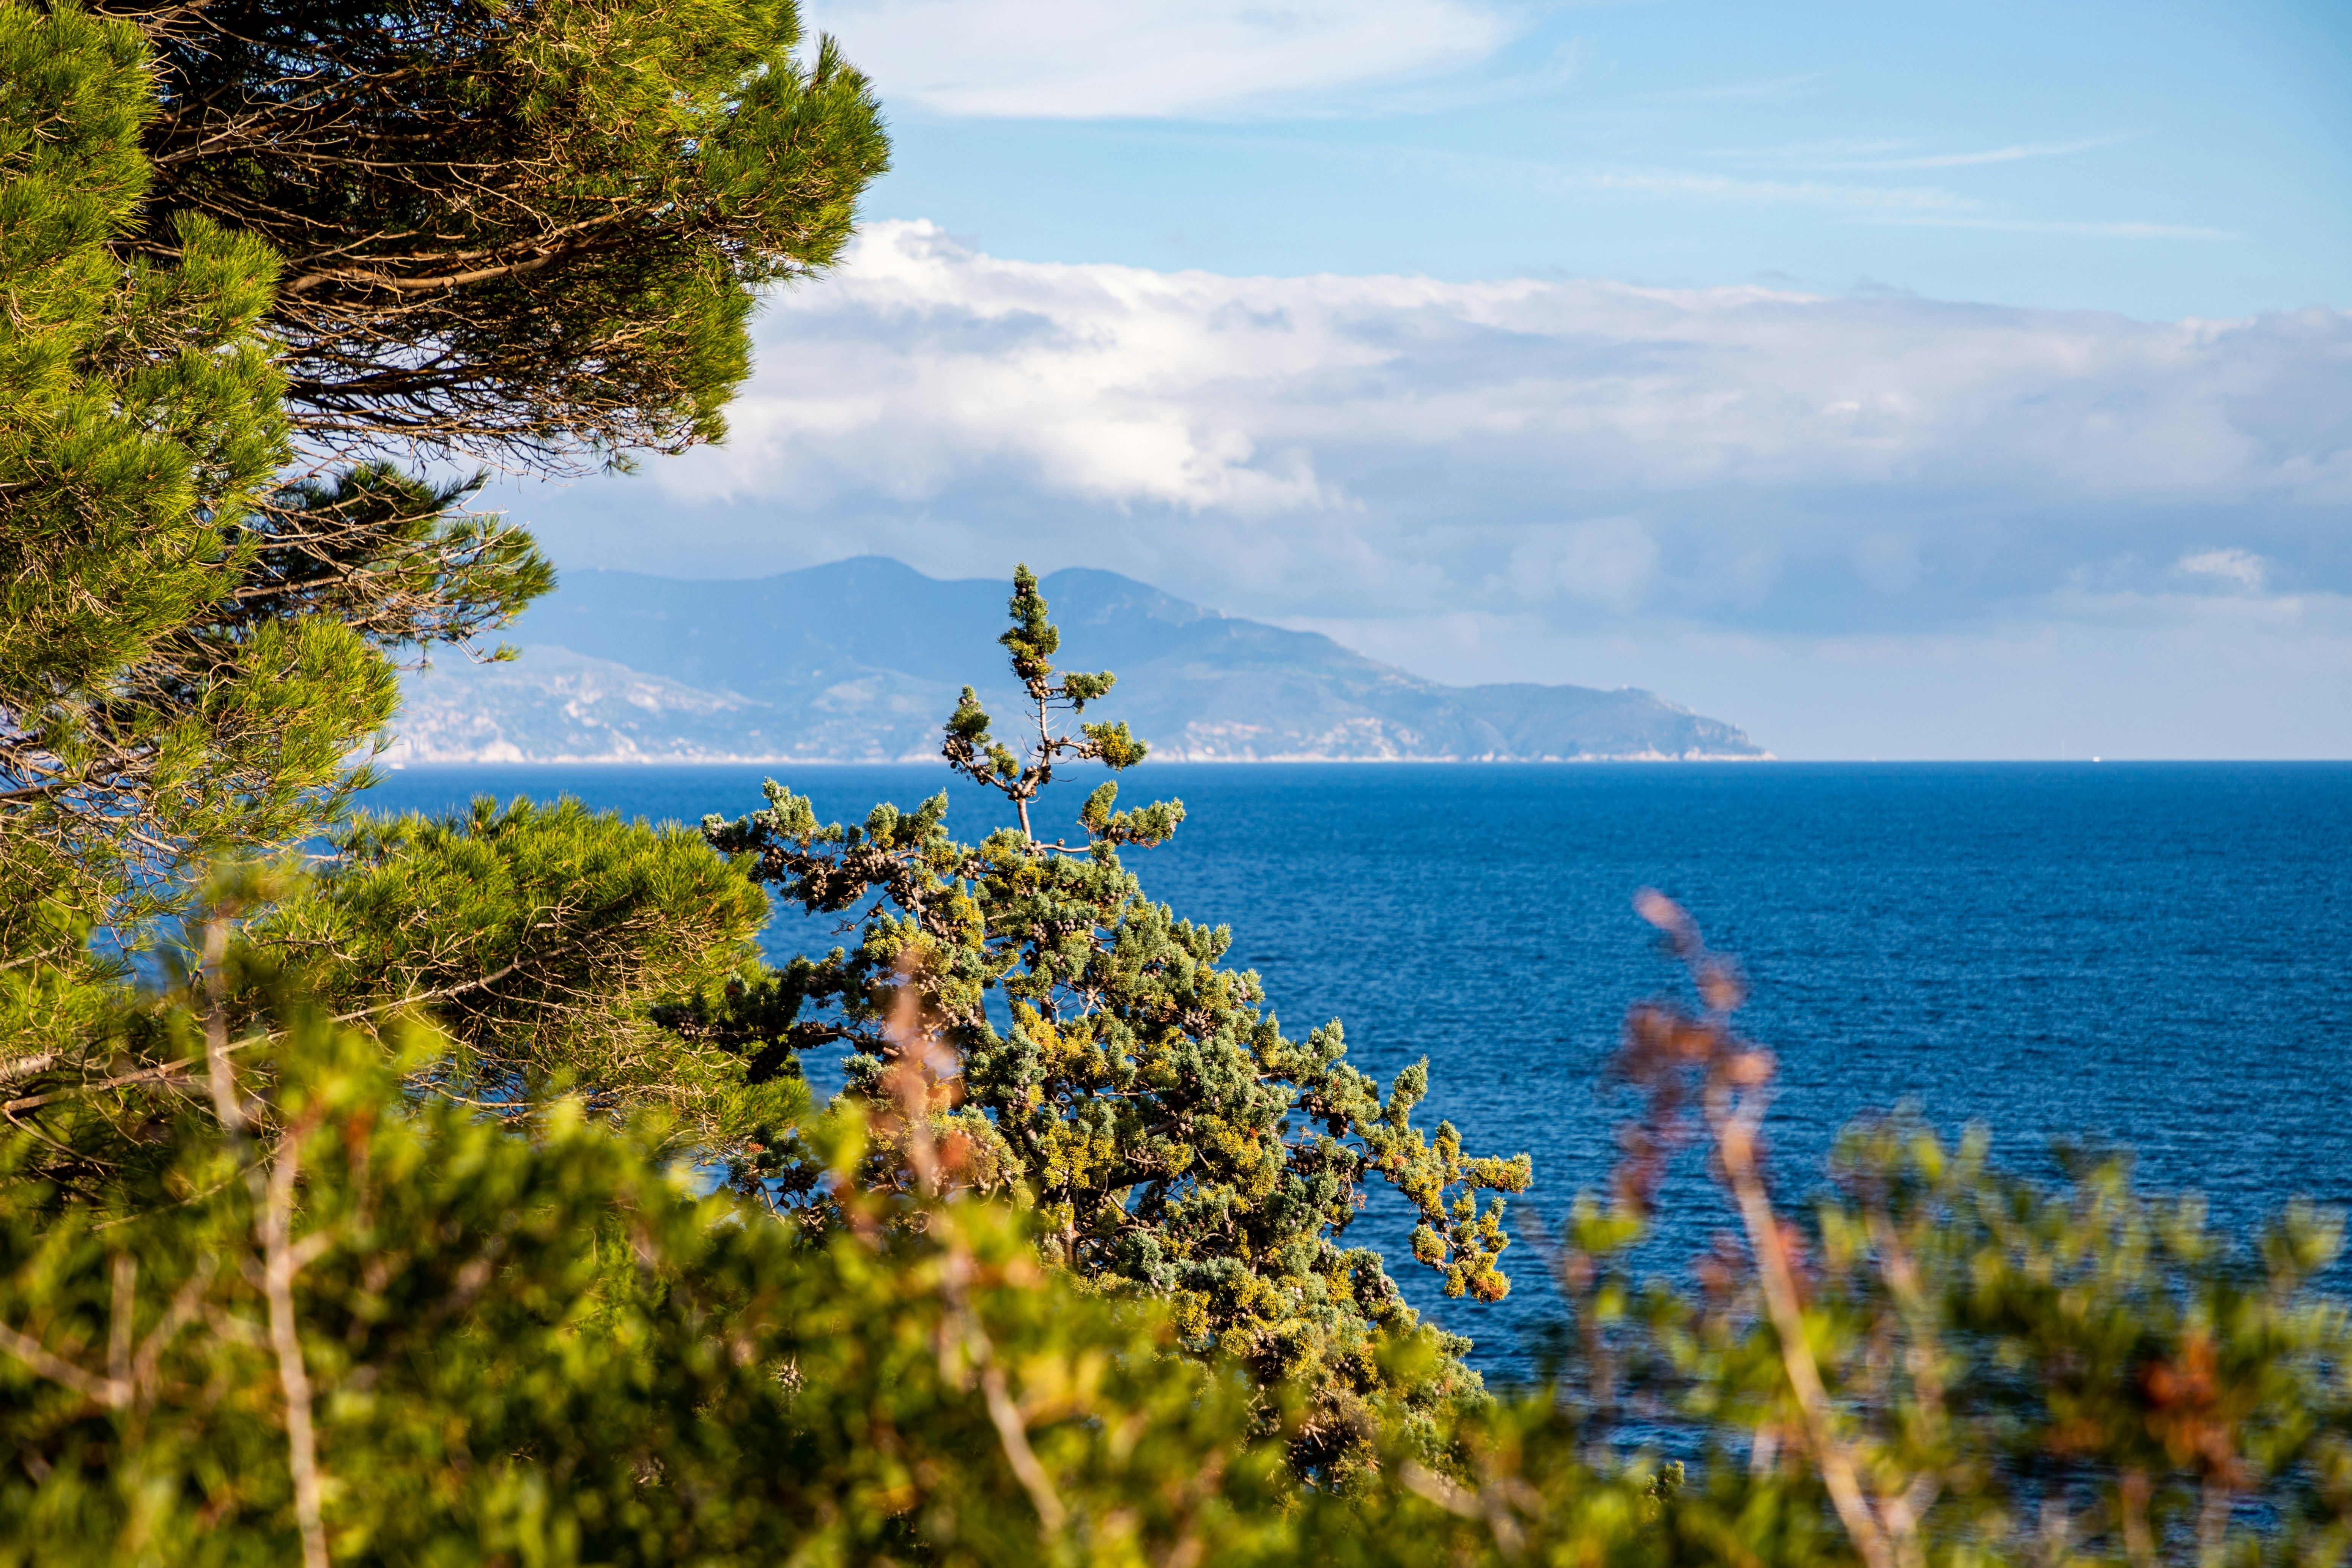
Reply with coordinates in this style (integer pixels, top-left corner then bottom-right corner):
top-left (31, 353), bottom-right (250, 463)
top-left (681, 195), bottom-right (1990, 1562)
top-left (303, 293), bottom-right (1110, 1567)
top-left (363, 761), bottom-right (2352, 1379)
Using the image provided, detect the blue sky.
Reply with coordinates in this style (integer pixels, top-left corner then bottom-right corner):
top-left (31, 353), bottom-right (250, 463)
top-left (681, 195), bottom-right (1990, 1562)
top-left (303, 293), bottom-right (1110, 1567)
top-left (832, 0), bottom-right (2350, 321)
top-left (497, 0), bottom-right (2352, 758)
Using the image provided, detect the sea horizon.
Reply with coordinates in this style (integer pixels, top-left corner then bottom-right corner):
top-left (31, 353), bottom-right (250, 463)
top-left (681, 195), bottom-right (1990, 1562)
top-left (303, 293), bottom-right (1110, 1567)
top-left (365, 758), bottom-right (2352, 1379)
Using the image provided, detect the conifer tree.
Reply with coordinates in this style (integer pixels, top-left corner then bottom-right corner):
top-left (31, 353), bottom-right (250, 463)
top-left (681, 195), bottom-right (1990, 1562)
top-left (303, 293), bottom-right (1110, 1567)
top-left (2, 0), bottom-right (888, 1121)
top-left (0, 2), bottom-right (390, 1063)
top-left (705, 567), bottom-right (1535, 1478)
top-left (101, 0), bottom-right (889, 472)
top-left (33, 11), bottom-right (2352, 1561)
top-left (3, 0), bottom-right (889, 939)
top-left (265, 794), bottom-right (804, 1154)
top-left (0, 940), bottom-right (1306, 1568)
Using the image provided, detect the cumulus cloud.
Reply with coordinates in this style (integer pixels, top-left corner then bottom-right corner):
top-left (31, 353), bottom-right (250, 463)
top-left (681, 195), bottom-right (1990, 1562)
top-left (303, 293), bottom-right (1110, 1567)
top-left (803, 0), bottom-right (1516, 118)
top-left (598, 221), bottom-right (2352, 633)
top-left (500, 221), bottom-right (2352, 753)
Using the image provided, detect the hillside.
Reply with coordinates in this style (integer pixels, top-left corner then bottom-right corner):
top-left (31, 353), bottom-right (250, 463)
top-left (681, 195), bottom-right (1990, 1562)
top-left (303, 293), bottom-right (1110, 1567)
top-left (388, 558), bottom-right (1767, 762)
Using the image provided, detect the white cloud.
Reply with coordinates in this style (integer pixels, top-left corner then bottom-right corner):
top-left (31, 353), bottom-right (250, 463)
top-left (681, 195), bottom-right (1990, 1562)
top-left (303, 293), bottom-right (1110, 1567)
top-left (804, 0), bottom-right (1517, 118)
top-left (1324, 145), bottom-right (1984, 216)
top-left (499, 224), bottom-right (2352, 755)
top-left (689, 219), bottom-right (2348, 513)
top-left (527, 220), bottom-right (2352, 661)
top-left (2175, 548), bottom-right (2270, 592)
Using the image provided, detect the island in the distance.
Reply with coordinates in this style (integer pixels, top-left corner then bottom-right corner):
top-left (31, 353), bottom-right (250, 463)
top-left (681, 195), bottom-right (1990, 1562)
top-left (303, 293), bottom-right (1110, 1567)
top-left (389, 557), bottom-right (1769, 764)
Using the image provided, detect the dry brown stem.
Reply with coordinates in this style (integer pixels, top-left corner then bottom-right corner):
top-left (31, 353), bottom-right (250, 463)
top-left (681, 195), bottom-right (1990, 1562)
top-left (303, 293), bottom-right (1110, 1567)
top-left (880, 962), bottom-right (1068, 1535)
top-left (1715, 1101), bottom-right (1898, 1568)
top-left (1629, 889), bottom-right (1929, 1568)
top-left (260, 1112), bottom-right (331, 1568)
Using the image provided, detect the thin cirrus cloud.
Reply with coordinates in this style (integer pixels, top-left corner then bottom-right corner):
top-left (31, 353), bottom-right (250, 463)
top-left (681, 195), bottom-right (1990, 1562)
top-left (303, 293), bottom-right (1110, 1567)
top-left (1400, 153), bottom-right (2223, 242)
top-left (2175, 548), bottom-right (2271, 592)
top-left (589, 221), bottom-right (2350, 642)
top-left (1714, 134), bottom-right (2141, 171)
top-left (800, 0), bottom-right (1519, 119)
top-left (1814, 135), bottom-right (2137, 170)
top-left (1845, 216), bottom-right (2238, 240)
top-left (1175, 142), bottom-right (2196, 235)
top-left (1545, 164), bottom-right (1974, 214)
top-left (1653, 72), bottom-right (1829, 103)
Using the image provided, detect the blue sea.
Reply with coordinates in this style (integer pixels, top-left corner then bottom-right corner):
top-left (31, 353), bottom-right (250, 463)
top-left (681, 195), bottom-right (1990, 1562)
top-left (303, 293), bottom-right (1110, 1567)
top-left (364, 762), bottom-right (2352, 1380)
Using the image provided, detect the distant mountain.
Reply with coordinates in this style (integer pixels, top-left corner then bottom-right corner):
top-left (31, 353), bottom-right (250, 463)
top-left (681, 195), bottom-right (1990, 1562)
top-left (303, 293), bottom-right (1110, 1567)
top-left (387, 558), bottom-right (1768, 763)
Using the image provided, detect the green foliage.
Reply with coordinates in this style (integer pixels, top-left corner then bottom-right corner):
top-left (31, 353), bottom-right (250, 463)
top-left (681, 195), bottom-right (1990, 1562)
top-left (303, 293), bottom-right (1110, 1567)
top-left (234, 466), bottom-right (553, 659)
top-left (110, 0), bottom-right (892, 471)
top-left (266, 795), bottom-right (792, 1150)
top-left (2, 0), bottom-right (891, 1064)
top-left (20, 885), bottom-right (2352, 1568)
top-left (0, 5), bottom-right (559, 1104)
top-left (15, 9), bottom-right (2352, 1562)
top-left (0, 954), bottom-right (1305, 1568)
top-left (1535, 894), bottom-right (2352, 1568)
top-left (1617, 1120), bottom-right (2352, 1568)
top-left (941, 564), bottom-right (1149, 837)
top-left (707, 567), bottom-right (1533, 1480)
top-left (0, 2), bottom-right (379, 1063)
top-left (1399, 1120), bottom-right (2352, 1568)
top-left (0, 2), bottom-right (298, 855)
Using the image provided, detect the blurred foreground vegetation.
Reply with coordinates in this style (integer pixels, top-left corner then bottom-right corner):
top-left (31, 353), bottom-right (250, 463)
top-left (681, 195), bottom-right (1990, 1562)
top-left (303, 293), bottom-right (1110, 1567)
top-left (7, 5), bottom-right (2352, 1563)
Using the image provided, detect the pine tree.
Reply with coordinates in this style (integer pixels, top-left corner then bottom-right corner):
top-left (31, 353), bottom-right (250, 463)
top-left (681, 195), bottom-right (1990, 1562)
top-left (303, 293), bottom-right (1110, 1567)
top-left (27, 12), bottom-right (2351, 1562)
top-left (0, 942), bottom-right (1305, 1568)
top-left (4, 0), bottom-right (893, 935)
top-left (102, 0), bottom-right (890, 472)
top-left (705, 567), bottom-right (1534, 1478)
top-left (265, 794), bottom-right (803, 1155)
top-left (0, 2), bottom-right (384, 1062)
top-left (2, 0), bottom-right (887, 1116)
